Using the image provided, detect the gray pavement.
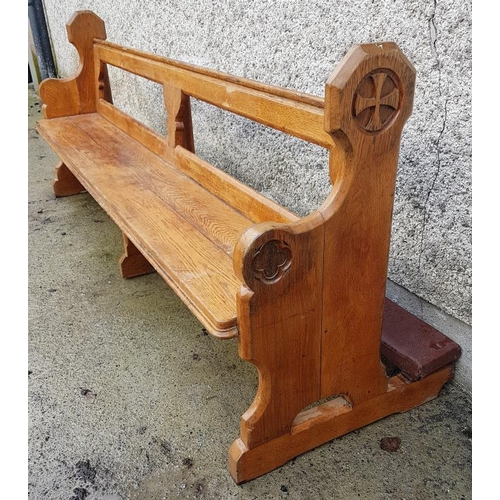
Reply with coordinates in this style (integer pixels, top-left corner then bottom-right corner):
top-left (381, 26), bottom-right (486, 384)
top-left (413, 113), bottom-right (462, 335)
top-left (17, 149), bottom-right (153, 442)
top-left (28, 86), bottom-right (472, 500)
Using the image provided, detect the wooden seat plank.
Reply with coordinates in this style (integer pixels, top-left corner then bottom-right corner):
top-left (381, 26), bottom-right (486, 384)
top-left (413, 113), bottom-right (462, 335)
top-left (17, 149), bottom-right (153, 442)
top-left (37, 113), bottom-right (250, 337)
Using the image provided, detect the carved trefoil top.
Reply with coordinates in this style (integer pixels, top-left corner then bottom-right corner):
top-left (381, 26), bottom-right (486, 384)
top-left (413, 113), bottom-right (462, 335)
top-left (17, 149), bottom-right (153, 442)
top-left (251, 240), bottom-right (292, 284)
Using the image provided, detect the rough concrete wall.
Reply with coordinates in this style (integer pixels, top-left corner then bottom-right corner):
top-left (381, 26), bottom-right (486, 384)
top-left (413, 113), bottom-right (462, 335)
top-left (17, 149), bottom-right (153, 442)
top-left (42, 0), bottom-right (472, 328)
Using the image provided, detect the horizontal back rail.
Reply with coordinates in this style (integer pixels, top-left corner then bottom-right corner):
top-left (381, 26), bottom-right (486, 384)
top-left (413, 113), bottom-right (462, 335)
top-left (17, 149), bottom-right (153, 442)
top-left (97, 40), bottom-right (325, 108)
top-left (97, 99), bottom-right (171, 161)
top-left (94, 40), bottom-right (333, 149)
top-left (175, 146), bottom-right (299, 224)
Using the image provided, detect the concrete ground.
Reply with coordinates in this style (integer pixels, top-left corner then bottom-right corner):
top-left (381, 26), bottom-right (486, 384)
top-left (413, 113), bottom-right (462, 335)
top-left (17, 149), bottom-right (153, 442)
top-left (28, 87), bottom-right (471, 500)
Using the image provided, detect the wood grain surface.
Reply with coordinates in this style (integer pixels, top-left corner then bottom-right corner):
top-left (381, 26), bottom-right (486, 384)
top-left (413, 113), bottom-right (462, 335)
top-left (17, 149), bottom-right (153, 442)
top-left (36, 11), bottom-right (461, 485)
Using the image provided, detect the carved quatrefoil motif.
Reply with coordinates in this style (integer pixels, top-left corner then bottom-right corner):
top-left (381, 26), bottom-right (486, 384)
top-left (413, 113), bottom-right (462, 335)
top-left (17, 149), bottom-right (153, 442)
top-left (353, 71), bottom-right (400, 132)
top-left (251, 240), bottom-right (292, 284)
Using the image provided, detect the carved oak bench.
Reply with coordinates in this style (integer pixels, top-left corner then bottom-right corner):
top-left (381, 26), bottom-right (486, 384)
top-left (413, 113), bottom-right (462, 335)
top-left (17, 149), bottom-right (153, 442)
top-left (36, 10), bottom-right (461, 484)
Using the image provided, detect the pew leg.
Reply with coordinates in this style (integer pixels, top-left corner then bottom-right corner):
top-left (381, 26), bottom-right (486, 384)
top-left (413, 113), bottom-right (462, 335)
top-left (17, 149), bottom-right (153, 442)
top-left (53, 161), bottom-right (85, 197)
top-left (229, 365), bottom-right (453, 484)
top-left (227, 275), bottom-right (323, 484)
top-left (119, 233), bottom-right (156, 278)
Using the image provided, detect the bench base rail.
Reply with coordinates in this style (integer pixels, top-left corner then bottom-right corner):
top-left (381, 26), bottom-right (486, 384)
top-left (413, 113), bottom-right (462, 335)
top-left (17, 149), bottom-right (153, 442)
top-left (229, 365), bottom-right (453, 484)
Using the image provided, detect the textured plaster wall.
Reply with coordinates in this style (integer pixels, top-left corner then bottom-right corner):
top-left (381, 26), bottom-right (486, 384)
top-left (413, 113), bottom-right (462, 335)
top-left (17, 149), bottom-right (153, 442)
top-left (41, 1), bottom-right (472, 326)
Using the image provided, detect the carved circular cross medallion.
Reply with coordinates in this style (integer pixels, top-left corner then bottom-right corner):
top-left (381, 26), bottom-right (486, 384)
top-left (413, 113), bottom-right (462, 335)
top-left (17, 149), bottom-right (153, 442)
top-left (353, 71), bottom-right (400, 133)
top-left (251, 240), bottom-right (292, 284)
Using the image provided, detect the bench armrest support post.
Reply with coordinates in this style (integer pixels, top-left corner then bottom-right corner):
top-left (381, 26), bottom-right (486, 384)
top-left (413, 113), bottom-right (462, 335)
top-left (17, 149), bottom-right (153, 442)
top-left (319, 43), bottom-right (416, 403)
top-left (232, 215), bottom-right (325, 448)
